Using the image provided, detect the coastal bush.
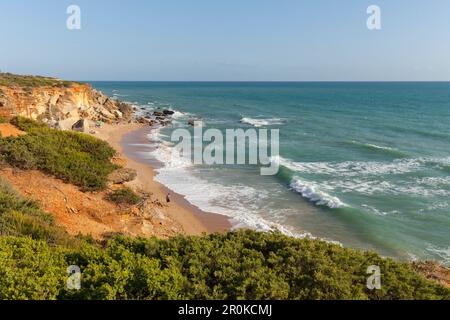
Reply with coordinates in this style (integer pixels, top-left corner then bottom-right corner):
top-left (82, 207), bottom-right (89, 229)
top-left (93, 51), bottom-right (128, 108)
top-left (106, 188), bottom-right (141, 205)
top-left (0, 73), bottom-right (78, 88)
top-left (1, 229), bottom-right (448, 300)
top-left (9, 116), bottom-right (47, 131)
top-left (0, 237), bottom-right (66, 300)
top-left (0, 117), bottom-right (118, 190)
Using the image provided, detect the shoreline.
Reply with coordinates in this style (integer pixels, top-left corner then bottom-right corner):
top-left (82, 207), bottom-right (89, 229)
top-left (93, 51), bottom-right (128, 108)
top-left (95, 122), bottom-right (232, 236)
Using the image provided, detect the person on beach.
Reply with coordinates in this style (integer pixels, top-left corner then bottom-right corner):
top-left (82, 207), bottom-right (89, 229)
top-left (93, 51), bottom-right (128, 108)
top-left (166, 193), bottom-right (171, 204)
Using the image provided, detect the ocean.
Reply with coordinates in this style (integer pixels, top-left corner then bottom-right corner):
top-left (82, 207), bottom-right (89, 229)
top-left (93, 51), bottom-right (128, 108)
top-left (91, 81), bottom-right (450, 264)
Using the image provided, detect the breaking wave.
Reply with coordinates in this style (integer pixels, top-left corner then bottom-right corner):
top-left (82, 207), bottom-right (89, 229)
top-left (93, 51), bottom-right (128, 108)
top-left (240, 117), bottom-right (285, 127)
top-left (275, 156), bottom-right (450, 177)
top-left (289, 177), bottom-right (346, 209)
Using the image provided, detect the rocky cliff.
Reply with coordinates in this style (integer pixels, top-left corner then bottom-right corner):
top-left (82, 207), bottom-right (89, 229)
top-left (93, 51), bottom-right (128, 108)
top-left (0, 74), bottom-right (133, 129)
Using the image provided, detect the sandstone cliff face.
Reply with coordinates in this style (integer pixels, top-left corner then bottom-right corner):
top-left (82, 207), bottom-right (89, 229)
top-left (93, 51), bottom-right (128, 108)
top-left (0, 83), bottom-right (133, 129)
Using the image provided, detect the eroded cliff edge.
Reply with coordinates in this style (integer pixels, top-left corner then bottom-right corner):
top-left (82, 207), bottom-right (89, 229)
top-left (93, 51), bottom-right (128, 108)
top-left (0, 73), bottom-right (133, 129)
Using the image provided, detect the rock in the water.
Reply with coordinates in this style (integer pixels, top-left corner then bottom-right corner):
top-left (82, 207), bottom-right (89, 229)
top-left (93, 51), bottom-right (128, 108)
top-left (160, 119), bottom-right (172, 127)
top-left (153, 111), bottom-right (165, 117)
top-left (163, 109), bottom-right (175, 116)
top-left (108, 168), bottom-right (138, 184)
top-left (136, 117), bottom-right (158, 126)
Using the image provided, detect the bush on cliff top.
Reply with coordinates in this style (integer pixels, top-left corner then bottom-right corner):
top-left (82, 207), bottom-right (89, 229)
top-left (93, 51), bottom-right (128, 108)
top-left (0, 229), bottom-right (448, 300)
top-left (0, 117), bottom-right (117, 191)
top-left (0, 73), bottom-right (78, 88)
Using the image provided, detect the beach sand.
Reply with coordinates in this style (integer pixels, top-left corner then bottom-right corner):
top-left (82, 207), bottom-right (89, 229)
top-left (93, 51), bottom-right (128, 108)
top-left (95, 123), bottom-right (231, 236)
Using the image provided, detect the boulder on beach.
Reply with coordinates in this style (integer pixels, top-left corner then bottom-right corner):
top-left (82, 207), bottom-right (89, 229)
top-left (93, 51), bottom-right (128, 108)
top-left (72, 119), bottom-right (91, 133)
top-left (56, 117), bottom-right (81, 131)
top-left (136, 117), bottom-right (151, 124)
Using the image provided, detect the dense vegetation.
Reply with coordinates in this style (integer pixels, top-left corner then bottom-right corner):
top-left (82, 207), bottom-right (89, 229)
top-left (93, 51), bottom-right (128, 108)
top-left (0, 117), bottom-right (117, 191)
top-left (0, 73), bottom-right (78, 88)
top-left (0, 119), bottom-right (448, 300)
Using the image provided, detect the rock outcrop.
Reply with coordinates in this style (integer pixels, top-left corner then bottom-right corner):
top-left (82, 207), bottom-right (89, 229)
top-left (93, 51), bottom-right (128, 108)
top-left (0, 80), bottom-right (134, 129)
top-left (108, 168), bottom-right (138, 184)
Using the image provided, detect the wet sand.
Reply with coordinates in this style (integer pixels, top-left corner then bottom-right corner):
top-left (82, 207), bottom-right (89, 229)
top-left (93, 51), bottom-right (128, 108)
top-left (95, 123), bottom-right (232, 236)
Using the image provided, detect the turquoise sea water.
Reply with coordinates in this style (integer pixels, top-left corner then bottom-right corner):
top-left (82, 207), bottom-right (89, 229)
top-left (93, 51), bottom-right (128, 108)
top-left (91, 82), bottom-right (450, 263)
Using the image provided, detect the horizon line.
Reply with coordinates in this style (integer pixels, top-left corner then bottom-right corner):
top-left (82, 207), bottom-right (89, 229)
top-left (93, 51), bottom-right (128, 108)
top-left (79, 80), bottom-right (450, 83)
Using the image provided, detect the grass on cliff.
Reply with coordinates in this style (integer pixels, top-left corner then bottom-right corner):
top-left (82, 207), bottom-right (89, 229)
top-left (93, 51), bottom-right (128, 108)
top-left (0, 178), bottom-right (448, 300)
top-left (0, 73), bottom-right (78, 88)
top-left (0, 117), bottom-right (118, 191)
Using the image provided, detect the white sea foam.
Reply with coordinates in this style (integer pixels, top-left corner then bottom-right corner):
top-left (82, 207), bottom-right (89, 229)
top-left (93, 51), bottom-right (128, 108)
top-left (276, 156), bottom-right (450, 177)
top-left (240, 117), bottom-right (284, 127)
top-left (280, 158), bottom-right (423, 177)
top-left (149, 143), bottom-right (192, 169)
top-left (147, 130), bottom-right (163, 143)
top-left (289, 177), bottom-right (346, 209)
top-left (154, 167), bottom-right (309, 237)
top-left (426, 245), bottom-right (450, 265)
top-left (304, 176), bottom-right (450, 197)
top-left (423, 201), bottom-right (450, 211)
top-left (364, 143), bottom-right (398, 151)
top-left (416, 176), bottom-right (450, 186)
top-left (276, 155), bottom-right (450, 199)
top-left (171, 110), bottom-right (185, 119)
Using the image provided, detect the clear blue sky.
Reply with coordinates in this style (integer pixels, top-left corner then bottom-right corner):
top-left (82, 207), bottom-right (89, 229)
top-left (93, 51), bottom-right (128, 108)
top-left (1, 0), bottom-right (450, 81)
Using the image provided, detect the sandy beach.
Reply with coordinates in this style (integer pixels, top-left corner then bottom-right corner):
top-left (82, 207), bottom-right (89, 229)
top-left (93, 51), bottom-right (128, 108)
top-left (95, 122), bottom-right (232, 236)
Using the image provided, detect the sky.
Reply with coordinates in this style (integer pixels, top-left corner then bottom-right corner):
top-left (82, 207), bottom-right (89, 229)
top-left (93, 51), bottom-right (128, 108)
top-left (1, 0), bottom-right (450, 81)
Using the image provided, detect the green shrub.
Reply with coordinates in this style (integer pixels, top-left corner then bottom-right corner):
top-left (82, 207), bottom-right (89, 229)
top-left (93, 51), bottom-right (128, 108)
top-left (0, 117), bottom-right (118, 191)
top-left (0, 73), bottom-right (79, 88)
top-left (9, 116), bottom-right (47, 131)
top-left (60, 232), bottom-right (450, 300)
top-left (106, 188), bottom-right (141, 205)
top-left (0, 226), bottom-right (449, 300)
top-left (0, 237), bottom-right (67, 300)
